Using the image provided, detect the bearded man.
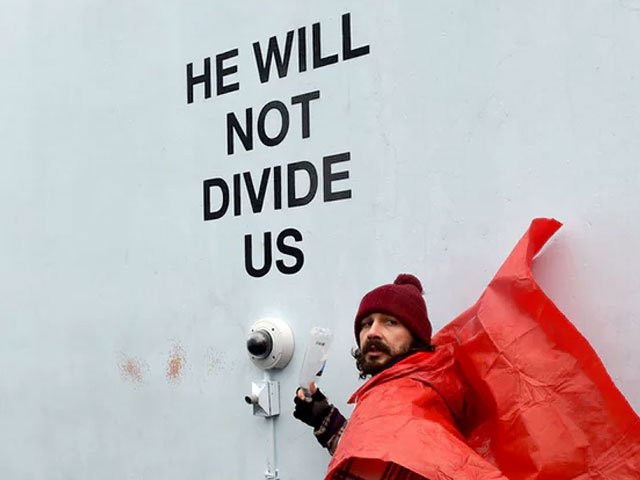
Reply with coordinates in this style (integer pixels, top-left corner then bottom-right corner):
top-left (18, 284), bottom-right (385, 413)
top-left (293, 274), bottom-right (506, 480)
top-left (293, 219), bottom-right (640, 479)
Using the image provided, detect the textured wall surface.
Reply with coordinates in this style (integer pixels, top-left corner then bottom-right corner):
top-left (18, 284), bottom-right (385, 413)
top-left (1, 1), bottom-right (638, 478)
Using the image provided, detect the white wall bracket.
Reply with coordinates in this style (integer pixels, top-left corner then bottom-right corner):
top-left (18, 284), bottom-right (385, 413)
top-left (244, 380), bottom-right (280, 417)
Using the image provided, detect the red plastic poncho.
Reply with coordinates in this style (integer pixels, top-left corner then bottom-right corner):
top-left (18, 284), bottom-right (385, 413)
top-left (327, 218), bottom-right (640, 479)
top-left (327, 347), bottom-right (508, 479)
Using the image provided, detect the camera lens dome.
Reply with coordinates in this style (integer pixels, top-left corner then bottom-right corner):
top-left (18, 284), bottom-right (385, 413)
top-left (246, 330), bottom-right (273, 359)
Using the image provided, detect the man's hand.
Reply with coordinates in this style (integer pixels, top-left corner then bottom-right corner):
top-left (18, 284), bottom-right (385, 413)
top-left (293, 382), bottom-right (332, 429)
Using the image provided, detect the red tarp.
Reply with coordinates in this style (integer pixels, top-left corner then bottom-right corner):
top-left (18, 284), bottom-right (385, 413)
top-left (327, 218), bottom-right (640, 479)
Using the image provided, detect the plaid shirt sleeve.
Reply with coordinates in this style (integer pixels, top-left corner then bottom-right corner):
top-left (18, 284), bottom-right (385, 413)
top-left (313, 405), bottom-right (347, 455)
top-left (330, 458), bottom-right (428, 480)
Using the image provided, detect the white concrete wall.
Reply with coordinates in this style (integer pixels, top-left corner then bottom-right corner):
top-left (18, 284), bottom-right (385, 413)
top-left (1, 1), bottom-right (638, 478)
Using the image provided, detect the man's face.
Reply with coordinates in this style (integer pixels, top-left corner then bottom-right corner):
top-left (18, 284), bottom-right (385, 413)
top-left (358, 313), bottom-right (414, 375)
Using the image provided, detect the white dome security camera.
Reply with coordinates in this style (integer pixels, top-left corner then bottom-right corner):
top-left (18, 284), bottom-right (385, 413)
top-left (246, 318), bottom-right (294, 370)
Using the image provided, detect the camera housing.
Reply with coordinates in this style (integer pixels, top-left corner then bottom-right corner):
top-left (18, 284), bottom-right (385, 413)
top-left (246, 318), bottom-right (294, 369)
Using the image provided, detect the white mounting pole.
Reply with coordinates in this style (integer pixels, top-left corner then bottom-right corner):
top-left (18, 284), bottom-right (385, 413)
top-left (263, 370), bottom-right (279, 480)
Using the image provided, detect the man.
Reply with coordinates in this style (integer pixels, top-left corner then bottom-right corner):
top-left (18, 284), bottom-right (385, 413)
top-left (293, 274), bottom-right (506, 479)
top-left (294, 219), bottom-right (640, 479)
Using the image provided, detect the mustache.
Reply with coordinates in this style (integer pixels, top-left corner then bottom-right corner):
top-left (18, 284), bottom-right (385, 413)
top-left (363, 338), bottom-right (391, 355)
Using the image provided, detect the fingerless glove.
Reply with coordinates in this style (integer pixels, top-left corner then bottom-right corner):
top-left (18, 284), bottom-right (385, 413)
top-left (293, 388), bottom-right (347, 454)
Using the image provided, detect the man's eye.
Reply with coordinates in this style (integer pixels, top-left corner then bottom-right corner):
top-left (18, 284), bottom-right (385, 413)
top-left (386, 319), bottom-right (398, 325)
top-left (361, 320), bottom-right (372, 329)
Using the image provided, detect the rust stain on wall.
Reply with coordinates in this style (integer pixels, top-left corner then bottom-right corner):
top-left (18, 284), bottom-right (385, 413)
top-left (166, 344), bottom-right (186, 383)
top-left (119, 356), bottom-right (146, 383)
top-left (206, 348), bottom-right (228, 375)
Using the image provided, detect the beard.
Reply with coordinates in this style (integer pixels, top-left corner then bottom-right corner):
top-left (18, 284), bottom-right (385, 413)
top-left (358, 338), bottom-right (409, 376)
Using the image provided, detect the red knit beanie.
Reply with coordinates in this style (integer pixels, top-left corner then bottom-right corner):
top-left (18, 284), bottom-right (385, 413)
top-left (354, 273), bottom-right (431, 346)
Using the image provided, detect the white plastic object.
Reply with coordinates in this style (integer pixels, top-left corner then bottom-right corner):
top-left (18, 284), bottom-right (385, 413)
top-left (244, 380), bottom-right (280, 417)
top-left (247, 318), bottom-right (295, 370)
top-left (298, 327), bottom-right (333, 389)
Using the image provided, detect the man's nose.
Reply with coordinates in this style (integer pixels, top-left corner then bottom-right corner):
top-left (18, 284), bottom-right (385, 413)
top-left (366, 321), bottom-right (383, 338)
